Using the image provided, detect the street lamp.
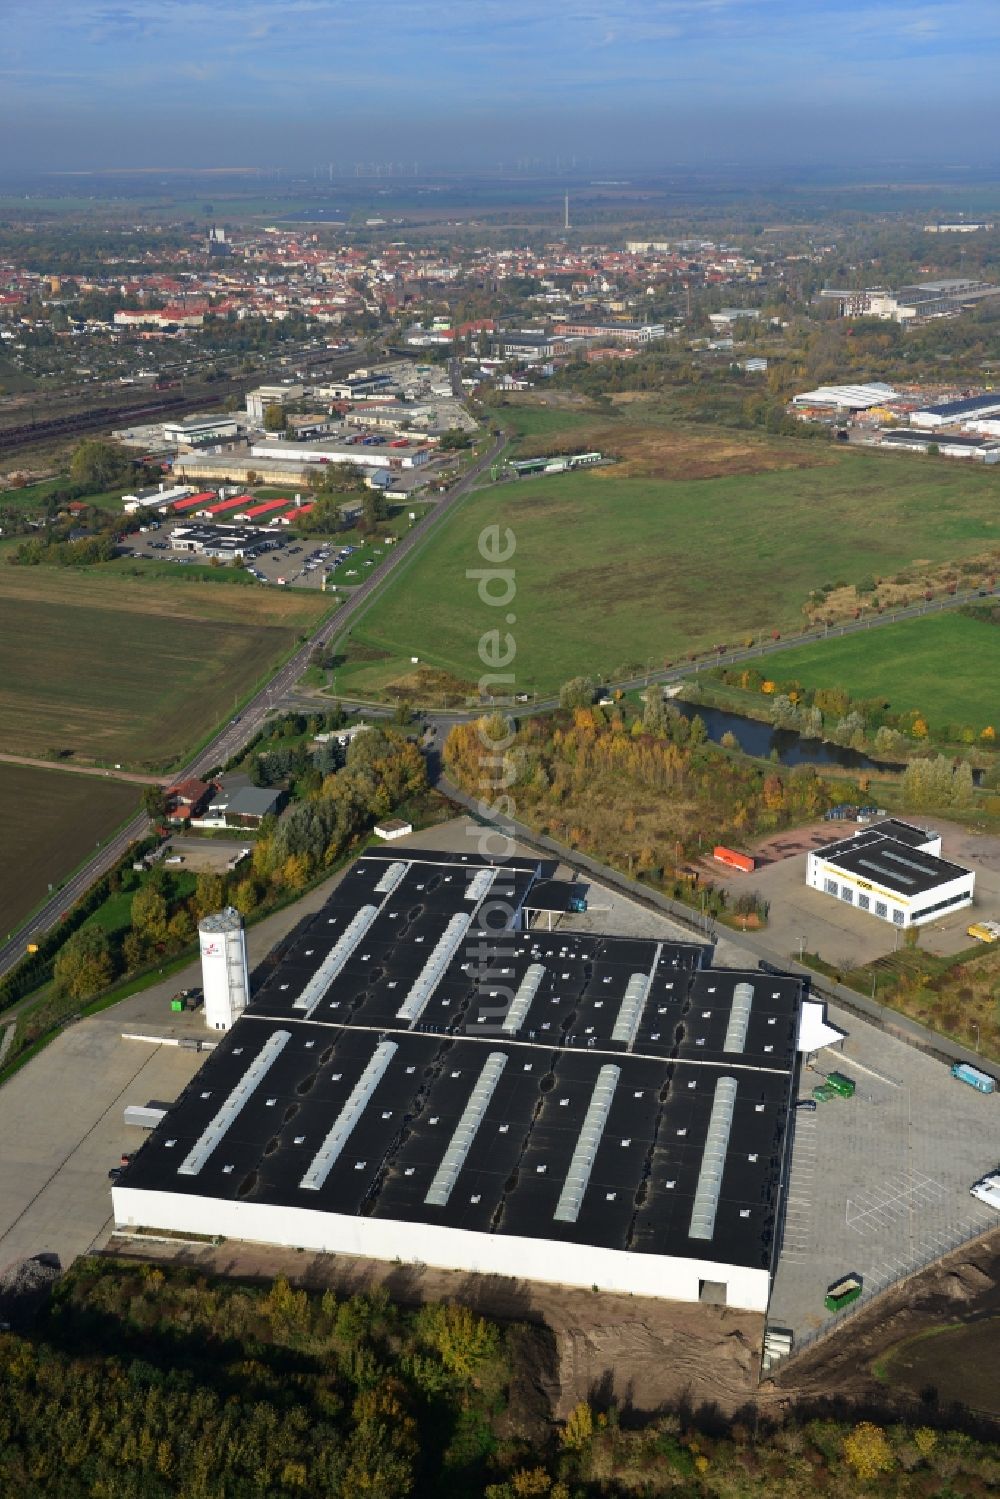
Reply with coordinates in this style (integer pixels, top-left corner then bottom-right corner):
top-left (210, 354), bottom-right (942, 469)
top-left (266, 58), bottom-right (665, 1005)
top-left (973, 1022), bottom-right (981, 1053)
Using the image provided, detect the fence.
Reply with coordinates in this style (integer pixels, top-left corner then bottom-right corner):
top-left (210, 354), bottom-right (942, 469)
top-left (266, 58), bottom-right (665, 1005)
top-left (766, 1217), bottom-right (1000, 1372)
top-left (440, 776), bottom-right (991, 1074)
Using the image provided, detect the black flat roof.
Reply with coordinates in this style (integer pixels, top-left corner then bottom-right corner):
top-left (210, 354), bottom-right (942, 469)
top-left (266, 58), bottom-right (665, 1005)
top-left (920, 393), bottom-right (1000, 417)
top-left (120, 848), bottom-right (803, 1274)
top-left (818, 833), bottom-right (970, 897)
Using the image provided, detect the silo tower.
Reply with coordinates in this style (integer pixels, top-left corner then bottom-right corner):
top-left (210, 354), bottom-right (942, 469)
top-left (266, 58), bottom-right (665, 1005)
top-left (199, 907), bottom-right (250, 1031)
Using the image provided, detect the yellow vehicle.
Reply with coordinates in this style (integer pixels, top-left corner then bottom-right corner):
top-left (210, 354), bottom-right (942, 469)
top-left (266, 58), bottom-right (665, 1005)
top-left (968, 921), bottom-right (1000, 943)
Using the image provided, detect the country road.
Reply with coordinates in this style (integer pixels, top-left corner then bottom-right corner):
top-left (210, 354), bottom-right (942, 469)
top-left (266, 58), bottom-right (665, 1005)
top-left (0, 754), bottom-right (165, 786)
top-left (0, 430), bottom-right (506, 980)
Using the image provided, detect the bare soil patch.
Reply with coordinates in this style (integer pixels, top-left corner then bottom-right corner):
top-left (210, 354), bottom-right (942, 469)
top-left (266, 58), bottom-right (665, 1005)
top-left (384, 665), bottom-right (477, 707)
top-left (518, 416), bottom-right (830, 482)
top-left (763, 1227), bottom-right (1000, 1416)
top-left (107, 1235), bottom-right (764, 1418)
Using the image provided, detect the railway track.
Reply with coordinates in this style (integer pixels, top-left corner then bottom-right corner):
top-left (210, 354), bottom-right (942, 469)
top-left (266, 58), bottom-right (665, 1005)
top-left (0, 346), bottom-right (362, 456)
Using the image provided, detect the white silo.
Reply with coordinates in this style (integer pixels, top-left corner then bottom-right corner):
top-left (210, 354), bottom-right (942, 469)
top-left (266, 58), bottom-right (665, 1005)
top-left (199, 907), bottom-right (249, 1031)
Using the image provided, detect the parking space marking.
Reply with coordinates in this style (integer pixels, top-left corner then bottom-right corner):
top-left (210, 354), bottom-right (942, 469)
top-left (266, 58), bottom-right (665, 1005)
top-left (846, 1169), bottom-right (946, 1234)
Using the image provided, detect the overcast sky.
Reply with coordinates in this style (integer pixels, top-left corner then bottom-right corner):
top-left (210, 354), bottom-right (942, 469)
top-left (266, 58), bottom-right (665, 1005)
top-left (4, 0), bottom-right (1000, 172)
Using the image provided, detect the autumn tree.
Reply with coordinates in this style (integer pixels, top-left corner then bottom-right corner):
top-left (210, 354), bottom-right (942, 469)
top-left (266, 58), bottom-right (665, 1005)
top-left (559, 676), bottom-right (595, 710)
top-left (131, 884), bottom-right (170, 947)
top-left (193, 873), bottom-right (225, 918)
top-left (53, 925), bottom-right (114, 1000)
top-left (843, 1422), bottom-right (894, 1481)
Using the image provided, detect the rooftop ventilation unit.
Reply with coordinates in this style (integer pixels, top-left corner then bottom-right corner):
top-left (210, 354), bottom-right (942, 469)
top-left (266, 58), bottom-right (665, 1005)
top-left (688, 1075), bottom-right (738, 1240)
top-left (178, 1029), bottom-right (292, 1177)
top-left (300, 1041), bottom-right (398, 1191)
top-left (294, 904), bottom-right (379, 1017)
top-left (424, 1051), bottom-right (507, 1206)
top-left (553, 1064), bottom-right (621, 1223)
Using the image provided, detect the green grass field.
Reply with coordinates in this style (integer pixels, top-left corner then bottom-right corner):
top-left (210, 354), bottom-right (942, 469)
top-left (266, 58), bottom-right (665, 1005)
top-left (342, 449), bottom-right (1000, 698)
top-left (724, 612), bottom-right (1000, 733)
top-left (0, 479), bottom-right (124, 513)
top-left (0, 764), bottom-right (140, 937)
top-left (0, 570), bottom-right (329, 769)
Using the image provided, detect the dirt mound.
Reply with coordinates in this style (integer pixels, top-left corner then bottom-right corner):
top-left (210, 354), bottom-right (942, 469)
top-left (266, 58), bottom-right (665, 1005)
top-left (940, 1264), bottom-right (992, 1301)
top-left (764, 1227), bottom-right (1000, 1411)
top-left (554, 1309), bottom-right (762, 1418)
top-left (384, 666), bottom-right (476, 708)
top-left (0, 1253), bottom-right (61, 1330)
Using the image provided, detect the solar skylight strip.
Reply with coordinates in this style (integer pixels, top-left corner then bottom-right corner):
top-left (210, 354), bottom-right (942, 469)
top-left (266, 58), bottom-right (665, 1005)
top-left (396, 912), bottom-right (471, 1023)
top-left (177, 1029), bottom-right (292, 1177)
top-left (553, 1064), bottom-right (621, 1224)
top-left (299, 1041), bottom-right (398, 1191)
top-left (501, 963), bottom-right (546, 1034)
top-left (611, 947), bottom-right (660, 1047)
top-left (688, 1075), bottom-right (738, 1241)
top-left (880, 848), bottom-right (932, 873)
top-left (294, 903), bottom-right (380, 1016)
top-left (723, 982), bottom-right (754, 1054)
top-left (465, 867), bottom-right (497, 902)
top-left (424, 1051), bottom-right (507, 1206)
top-left (374, 861), bottom-right (408, 894)
top-left (855, 857), bottom-right (917, 888)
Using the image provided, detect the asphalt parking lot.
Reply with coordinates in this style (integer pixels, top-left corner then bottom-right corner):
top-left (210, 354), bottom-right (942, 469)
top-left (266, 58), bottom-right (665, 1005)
top-left (768, 1010), bottom-right (999, 1344)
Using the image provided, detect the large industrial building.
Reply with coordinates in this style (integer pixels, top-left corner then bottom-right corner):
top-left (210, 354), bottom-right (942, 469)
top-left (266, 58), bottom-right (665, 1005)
top-left (910, 392), bottom-right (1000, 429)
top-left (806, 819), bottom-right (975, 929)
top-left (112, 848), bottom-right (811, 1313)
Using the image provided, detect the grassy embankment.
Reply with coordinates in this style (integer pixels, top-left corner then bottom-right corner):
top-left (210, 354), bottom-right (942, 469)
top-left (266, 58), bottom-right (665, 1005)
top-left (687, 611), bottom-right (1000, 739)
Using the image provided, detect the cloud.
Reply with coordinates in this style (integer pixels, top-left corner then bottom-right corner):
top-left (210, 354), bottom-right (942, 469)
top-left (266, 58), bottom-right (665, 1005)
top-left (4, 0), bottom-right (1000, 167)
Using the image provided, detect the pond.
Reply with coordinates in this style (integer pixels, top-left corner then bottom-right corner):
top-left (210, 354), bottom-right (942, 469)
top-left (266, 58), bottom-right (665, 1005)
top-left (674, 699), bottom-right (903, 775)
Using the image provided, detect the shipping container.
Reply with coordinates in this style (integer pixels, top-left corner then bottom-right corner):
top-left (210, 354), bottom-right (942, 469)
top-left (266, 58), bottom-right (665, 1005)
top-left (952, 1061), bottom-right (996, 1094)
top-left (713, 845), bottom-right (755, 873)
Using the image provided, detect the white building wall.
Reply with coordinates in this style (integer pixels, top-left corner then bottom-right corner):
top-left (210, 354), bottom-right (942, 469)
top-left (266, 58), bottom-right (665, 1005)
top-left (806, 853), bottom-right (974, 928)
top-left (111, 1186), bottom-right (770, 1311)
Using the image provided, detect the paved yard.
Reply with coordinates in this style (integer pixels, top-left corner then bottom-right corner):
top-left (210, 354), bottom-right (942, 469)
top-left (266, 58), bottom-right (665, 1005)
top-left (768, 1006), bottom-right (999, 1345)
top-left (712, 816), bottom-right (1000, 966)
top-left (164, 836), bottom-right (255, 875)
top-left (0, 1025), bottom-right (203, 1272)
top-left (0, 859), bottom-right (356, 1276)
